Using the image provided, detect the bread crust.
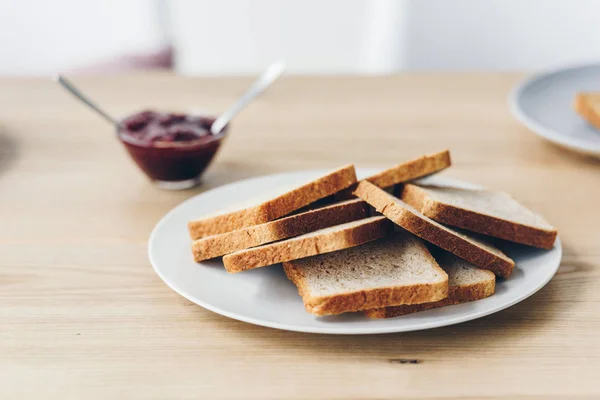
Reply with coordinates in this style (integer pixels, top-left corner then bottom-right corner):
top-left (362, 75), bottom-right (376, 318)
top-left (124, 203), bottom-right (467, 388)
top-left (354, 181), bottom-right (515, 278)
top-left (222, 216), bottom-right (392, 273)
top-left (401, 184), bottom-right (557, 249)
top-left (191, 199), bottom-right (367, 262)
top-left (366, 149), bottom-right (451, 188)
top-left (575, 93), bottom-right (600, 130)
top-left (188, 165), bottom-right (357, 239)
top-left (364, 272), bottom-right (495, 318)
top-left (335, 150), bottom-right (451, 200)
top-left (282, 236), bottom-right (449, 316)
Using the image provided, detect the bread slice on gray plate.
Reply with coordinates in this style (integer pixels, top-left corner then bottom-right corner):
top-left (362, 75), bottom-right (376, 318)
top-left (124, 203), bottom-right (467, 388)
top-left (222, 216), bottom-right (391, 273)
top-left (354, 180), bottom-right (515, 278)
top-left (191, 199), bottom-right (368, 262)
top-left (364, 251), bottom-right (495, 318)
top-left (335, 150), bottom-right (451, 200)
top-left (283, 231), bottom-right (449, 316)
top-left (400, 183), bottom-right (557, 249)
top-left (188, 165), bottom-right (357, 239)
top-left (575, 92), bottom-right (600, 130)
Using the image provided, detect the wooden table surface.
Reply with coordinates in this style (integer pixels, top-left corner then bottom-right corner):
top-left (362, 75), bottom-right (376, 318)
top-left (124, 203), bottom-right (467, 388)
top-left (1, 73), bottom-right (599, 400)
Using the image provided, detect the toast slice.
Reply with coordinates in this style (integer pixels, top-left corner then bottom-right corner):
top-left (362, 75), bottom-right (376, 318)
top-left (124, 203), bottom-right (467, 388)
top-left (335, 150), bottom-right (451, 200)
top-left (222, 216), bottom-right (391, 273)
top-left (191, 199), bottom-right (368, 262)
top-left (366, 149), bottom-right (451, 188)
top-left (364, 251), bottom-right (495, 318)
top-left (283, 232), bottom-right (449, 316)
top-left (188, 165), bottom-right (357, 239)
top-left (401, 183), bottom-right (557, 249)
top-left (354, 180), bottom-right (515, 277)
top-left (575, 93), bottom-right (600, 130)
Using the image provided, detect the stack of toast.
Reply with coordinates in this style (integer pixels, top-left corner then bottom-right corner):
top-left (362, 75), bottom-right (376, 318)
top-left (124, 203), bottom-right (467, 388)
top-left (188, 150), bottom-right (558, 318)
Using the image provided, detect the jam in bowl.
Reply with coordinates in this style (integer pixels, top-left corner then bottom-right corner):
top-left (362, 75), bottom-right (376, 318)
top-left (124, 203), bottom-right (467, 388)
top-left (117, 110), bottom-right (226, 189)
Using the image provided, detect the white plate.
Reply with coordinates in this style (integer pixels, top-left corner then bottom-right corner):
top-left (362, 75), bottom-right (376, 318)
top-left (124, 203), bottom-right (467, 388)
top-left (510, 63), bottom-right (600, 157)
top-left (149, 169), bottom-right (562, 334)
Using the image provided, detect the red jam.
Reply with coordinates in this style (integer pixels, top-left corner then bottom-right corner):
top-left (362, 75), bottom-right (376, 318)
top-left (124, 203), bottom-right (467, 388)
top-left (117, 110), bottom-right (226, 186)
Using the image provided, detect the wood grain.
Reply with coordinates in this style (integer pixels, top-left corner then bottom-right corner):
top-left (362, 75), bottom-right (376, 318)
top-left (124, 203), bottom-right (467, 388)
top-left (0, 73), bottom-right (599, 399)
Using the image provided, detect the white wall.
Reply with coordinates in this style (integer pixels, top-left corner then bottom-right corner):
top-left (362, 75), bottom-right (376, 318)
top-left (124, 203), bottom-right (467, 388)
top-left (167, 0), bottom-right (407, 75)
top-left (168, 0), bottom-right (600, 74)
top-left (403, 0), bottom-right (600, 71)
top-left (0, 0), bottom-right (167, 75)
top-left (1, 0), bottom-right (600, 75)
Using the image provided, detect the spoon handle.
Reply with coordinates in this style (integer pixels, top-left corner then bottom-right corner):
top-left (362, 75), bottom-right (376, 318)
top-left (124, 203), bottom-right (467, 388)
top-left (55, 75), bottom-right (119, 126)
top-left (210, 61), bottom-right (285, 135)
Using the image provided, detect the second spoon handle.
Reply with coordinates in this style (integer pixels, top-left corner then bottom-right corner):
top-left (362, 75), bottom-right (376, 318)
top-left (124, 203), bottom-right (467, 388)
top-left (210, 61), bottom-right (285, 135)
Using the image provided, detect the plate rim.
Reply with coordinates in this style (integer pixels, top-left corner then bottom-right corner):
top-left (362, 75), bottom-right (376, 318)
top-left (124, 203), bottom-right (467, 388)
top-left (148, 169), bottom-right (563, 335)
top-left (509, 62), bottom-right (600, 156)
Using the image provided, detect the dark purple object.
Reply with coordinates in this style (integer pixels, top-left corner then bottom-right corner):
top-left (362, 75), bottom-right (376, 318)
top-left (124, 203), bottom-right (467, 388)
top-left (117, 110), bottom-right (226, 187)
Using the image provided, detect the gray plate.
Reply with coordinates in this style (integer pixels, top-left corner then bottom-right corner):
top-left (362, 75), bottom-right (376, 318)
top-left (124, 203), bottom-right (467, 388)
top-left (510, 63), bottom-right (600, 156)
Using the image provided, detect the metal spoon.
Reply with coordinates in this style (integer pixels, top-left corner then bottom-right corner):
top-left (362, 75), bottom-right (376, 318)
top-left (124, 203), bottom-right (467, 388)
top-left (54, 75), bottom-right (118, 126)
top-left (210, 61), bottom-right (285, 135)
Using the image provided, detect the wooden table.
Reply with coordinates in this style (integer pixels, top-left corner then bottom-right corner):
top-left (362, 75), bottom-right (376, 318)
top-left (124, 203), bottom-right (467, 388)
top-left (1, 73), bottom-right (599, 400)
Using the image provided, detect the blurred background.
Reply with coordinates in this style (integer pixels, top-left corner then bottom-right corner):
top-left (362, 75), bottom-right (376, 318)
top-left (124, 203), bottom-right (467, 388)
top-left (2, 0), bottom-right (599, 76)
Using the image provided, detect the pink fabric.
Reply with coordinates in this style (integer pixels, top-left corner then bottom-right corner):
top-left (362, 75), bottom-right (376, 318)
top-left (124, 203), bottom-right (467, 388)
top-left (69, 46), bottom-right (173, 74)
